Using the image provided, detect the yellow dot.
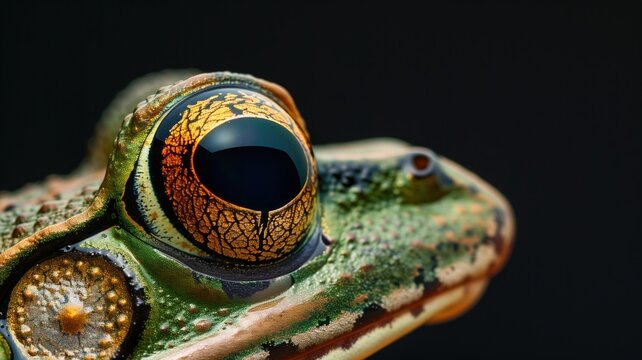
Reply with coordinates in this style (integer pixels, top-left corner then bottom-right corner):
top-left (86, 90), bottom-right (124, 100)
top-left (193, 319), bottom-right (212, 333)
top-left (98, 335), bottom-right (113, 348)
top-left (57, 303), bottom-right (88, 335)
top-left (116, 314), bottom-right (128, 326)
top-left (104, 322), bottom-right (114, 332)
top-left (76, 261), bottom-right (87, 271)
top-left (117, 298), bottom-right (127, 307)
top-left (90, 267), bottom-right (102, 279)
top-left (23, 288), bottom-right (35, 300)
top-left (107, 304), bottom-right (117, 314)
top-left (105, 291), bottom-right (118, 303)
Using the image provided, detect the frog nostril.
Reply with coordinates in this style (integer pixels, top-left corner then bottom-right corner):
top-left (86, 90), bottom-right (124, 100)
top-left (412, 153), bottom-right (431, 171)
top-left (403, 148), bottom-right (438, 178)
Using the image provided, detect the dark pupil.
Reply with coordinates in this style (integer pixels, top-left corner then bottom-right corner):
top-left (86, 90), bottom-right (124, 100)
top-left (192, 117), bottom-right (307, 211)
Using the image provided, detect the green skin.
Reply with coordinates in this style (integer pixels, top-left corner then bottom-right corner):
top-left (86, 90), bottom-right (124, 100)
top-left (0, 72), bottom-right (513, 359)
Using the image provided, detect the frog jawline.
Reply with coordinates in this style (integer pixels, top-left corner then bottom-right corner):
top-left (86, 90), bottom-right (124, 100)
top-left (312, 278), bottom-right (490, 359)
top-left (152, 274), bottom-right (492, 360)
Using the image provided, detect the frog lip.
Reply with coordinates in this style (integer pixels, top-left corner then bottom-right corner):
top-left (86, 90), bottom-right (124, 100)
top-left (439, 157), bottom-right (516, 273)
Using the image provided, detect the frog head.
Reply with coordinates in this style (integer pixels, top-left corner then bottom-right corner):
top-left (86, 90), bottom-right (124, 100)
top-left (0, 72), bottom-right (514, 359)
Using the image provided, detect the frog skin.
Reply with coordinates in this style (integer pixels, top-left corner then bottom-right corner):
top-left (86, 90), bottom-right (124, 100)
top-left (0, 71), bottom-right (514, 360)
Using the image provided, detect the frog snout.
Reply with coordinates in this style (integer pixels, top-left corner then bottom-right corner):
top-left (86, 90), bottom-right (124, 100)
top-left (439, 157), bottom-right (515, 273)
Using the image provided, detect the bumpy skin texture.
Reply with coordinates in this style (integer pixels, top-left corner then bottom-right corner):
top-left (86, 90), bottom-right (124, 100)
top-left (0, 72), bottom-right (514, 360)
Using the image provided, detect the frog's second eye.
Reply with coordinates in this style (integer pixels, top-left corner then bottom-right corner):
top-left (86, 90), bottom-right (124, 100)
top-left (131, 85), bottom-right (318, 265)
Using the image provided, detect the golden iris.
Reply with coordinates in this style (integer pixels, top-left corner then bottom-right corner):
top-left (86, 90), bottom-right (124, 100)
top-left (148, 86), bottom-right (317, 263)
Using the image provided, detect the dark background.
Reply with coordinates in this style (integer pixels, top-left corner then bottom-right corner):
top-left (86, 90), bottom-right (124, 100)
top-left (0, 2), bottom-right (639, 358)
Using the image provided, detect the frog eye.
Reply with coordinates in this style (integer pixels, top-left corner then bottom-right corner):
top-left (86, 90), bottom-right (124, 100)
top-left (129, 85), bottom-right (318, 265)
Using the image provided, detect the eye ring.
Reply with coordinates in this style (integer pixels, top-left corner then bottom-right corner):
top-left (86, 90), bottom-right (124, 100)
top-left (403, 148), bottom-right (438, 178)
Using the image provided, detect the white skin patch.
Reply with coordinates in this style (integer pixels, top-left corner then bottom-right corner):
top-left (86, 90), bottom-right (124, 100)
top-left (241, 349), bottom-right (270, 360)
top-left (291, 311), bottom-right (360, 349)
top-left (436, 244), bottom-right (497, 287)
top-left (319, 286), bottom-right (467, 360)
top-left (380, 284), bottom-right (425, 312)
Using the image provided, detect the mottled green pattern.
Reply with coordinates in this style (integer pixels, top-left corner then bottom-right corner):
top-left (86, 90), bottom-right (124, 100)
top-left (68, 155), bottom-right (500, 359)
top-left (0, 72), bottom-right (510, 359)
top-left (0, 180), bottom-right (100, 251)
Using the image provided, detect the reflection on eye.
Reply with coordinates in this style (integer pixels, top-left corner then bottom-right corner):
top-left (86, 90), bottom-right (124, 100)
top-left (132, 85), bottom-right (318, 264)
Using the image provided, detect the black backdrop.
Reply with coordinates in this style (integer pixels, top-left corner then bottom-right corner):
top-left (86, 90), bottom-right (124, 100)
top-left (0, 2), bottom-right (639, 358)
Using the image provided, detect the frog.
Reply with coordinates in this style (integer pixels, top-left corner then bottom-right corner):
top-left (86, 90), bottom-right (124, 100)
top-left (0, 71), bottom-right (514, 360)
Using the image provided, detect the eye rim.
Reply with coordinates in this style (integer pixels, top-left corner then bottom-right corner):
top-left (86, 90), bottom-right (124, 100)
top-left (128, 82), bottom-right (321, 266)
top-left (139, 220), bottom-right (328, 281)
top-left (403, 148), bottom-right (438, 178)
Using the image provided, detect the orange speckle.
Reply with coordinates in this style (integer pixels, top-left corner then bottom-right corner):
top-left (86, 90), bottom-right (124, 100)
top-left (353, 294), bottom-right (369, 304)
top-left (57, 303), bottom-right (88, 335)
top-left (433, 215), bottom-right (447, 227)
top-left (470, 204), bottom-right (483, 214)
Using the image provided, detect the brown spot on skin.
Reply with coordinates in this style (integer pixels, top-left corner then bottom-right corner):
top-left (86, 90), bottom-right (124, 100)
top-left (57, 303), bottom-right (89, 334)
top-left (175, 315), bottom-right (186, 325)
top-left (11, 224), bottom-right (30, 238)
top-left (193, 319), bottom-right (212, 333)
top-left (353, 294), bottom-right (369, 305)
top-left (358, 264), bottom-right (374, 274)
top-left (150, 294), bottom-right (326, 360)
top-left (188, 304), bottom-right (198, 314)
top-left (37, 202), bottom-right (59, 213)
top-left (14, 214), bottom-right (29, 224)
top-left (159, 323), bottom-right (170, 334)
top-left (338, 273), bottom-right (353, 283)
top-left (410, 241), bottom-right (437, 251)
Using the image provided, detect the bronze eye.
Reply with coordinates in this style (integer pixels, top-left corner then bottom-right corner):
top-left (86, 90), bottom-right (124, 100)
top-left (131, 85), bottom-right (318, 264)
